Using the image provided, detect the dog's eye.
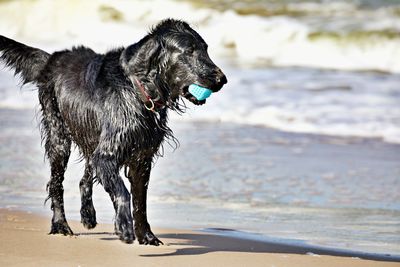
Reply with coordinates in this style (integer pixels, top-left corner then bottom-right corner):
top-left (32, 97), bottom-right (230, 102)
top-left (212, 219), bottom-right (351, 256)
top-left (186, 46), bottom-right (195, 54)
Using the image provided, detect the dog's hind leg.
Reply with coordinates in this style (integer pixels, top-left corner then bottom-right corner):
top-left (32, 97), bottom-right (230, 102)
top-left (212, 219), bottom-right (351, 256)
top-left (127, 157), bottom-right (163, 246)
top-left (40, 87), bottom-right (73, 235)
top-left (79, 161), bottom-right (97, 229)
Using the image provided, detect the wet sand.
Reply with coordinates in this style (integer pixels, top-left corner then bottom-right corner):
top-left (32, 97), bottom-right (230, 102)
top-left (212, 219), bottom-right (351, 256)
top-left (0, 209), bottom-right (398, 267)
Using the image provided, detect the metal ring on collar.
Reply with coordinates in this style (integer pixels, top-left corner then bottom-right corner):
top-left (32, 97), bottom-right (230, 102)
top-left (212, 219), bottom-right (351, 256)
top-left (144, 99), bottom-right (155, 112)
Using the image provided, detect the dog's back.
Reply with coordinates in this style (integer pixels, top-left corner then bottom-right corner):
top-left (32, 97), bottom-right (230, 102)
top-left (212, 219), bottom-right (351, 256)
top-left (41, 47), bottom-right (99, 90)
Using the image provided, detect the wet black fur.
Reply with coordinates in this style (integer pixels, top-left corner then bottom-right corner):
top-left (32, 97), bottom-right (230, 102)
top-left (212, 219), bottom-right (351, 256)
top-left (0, 19), bottom-right (227, 245)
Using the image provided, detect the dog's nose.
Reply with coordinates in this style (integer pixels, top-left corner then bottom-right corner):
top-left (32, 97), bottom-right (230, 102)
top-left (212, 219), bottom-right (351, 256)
top-left (216, 70), bottom-right (227, 85)
top-left (218, 73), bottom-right (227, 85)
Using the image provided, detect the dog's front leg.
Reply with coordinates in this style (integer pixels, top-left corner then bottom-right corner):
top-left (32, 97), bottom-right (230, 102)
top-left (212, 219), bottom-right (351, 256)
top-left (92, 152), bottom-right (134, 243)
top-left (127, 157), bottom-right (163, 246)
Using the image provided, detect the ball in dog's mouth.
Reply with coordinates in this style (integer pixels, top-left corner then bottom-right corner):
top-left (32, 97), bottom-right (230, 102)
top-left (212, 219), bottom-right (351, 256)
top-left (182, 85), bottom-right (208, 105)
top-left (188, 84), bottom-right (212, 101)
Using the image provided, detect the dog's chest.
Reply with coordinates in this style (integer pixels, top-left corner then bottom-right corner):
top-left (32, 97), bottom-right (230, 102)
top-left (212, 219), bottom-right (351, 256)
top-left (125, 112), bottom-right (169, 155)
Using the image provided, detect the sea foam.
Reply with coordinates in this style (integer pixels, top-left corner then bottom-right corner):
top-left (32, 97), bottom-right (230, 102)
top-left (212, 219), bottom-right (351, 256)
top-left (0, 0), bottom-right (399, 72)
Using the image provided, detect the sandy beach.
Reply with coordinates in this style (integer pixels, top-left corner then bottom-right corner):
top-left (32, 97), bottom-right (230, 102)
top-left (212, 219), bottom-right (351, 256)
top-left (0, 209), bottom-right (398, 267)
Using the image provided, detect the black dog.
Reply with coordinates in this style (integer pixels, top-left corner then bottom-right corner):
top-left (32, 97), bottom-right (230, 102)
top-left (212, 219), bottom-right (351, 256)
top-left (0, 19), bottom-right (227, 245)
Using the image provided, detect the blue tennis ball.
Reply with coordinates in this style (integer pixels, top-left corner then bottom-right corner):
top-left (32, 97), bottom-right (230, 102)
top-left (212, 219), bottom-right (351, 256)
top-left (188, 84), bottom-right (212, 101)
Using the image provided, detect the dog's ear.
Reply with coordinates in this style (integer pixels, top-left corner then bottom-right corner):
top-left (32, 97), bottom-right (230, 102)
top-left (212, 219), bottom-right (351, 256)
top-left (121, 37), bottom-right (162, 77)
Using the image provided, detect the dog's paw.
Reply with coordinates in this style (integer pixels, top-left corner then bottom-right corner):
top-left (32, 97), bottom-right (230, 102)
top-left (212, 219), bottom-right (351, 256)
top-left (81, 216), bottom-right (97, 230)
top-left (49, 221), bottom-right (74, 236)
top-left (137, 231), bottom-right (163, 246)
top-left (115, 218), bottom-right (135, 244)
top-left (80, 206), bottom-right (97, 229)
top-left (115, 228), bottom-right (135, 244)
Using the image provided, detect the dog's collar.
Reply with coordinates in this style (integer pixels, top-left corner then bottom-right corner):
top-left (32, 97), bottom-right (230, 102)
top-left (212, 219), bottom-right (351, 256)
top-left (120, 49), bottom-right (165, 113)
top-left (132, 76), bottom-right (165, 113)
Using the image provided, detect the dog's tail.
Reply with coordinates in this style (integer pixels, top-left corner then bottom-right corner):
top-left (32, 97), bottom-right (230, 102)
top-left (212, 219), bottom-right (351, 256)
top-left (0, 35), bottom-right (50, 84)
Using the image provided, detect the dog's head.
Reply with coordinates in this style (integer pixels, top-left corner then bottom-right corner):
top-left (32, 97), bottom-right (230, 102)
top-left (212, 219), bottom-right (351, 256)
top-left (121, 19), bottom-right (227, 109)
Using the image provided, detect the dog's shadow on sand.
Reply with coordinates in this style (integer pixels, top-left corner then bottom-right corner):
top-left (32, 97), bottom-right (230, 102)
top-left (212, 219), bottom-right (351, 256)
top-left (140, 232), bottom-right (397, 262)
top-left (74, 231), bottom-right (397, 262)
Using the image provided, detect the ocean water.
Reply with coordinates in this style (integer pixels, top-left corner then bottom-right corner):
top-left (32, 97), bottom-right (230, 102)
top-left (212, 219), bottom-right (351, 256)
top-left (1, 0), bottom-right (400, 142)
top-left (0, 0), bottom-right (400, 259)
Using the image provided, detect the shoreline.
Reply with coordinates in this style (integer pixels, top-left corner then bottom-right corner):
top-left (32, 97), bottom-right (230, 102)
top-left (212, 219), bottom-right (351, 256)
top-left (202, 228), bottom-right (400, 262)
top-left (0, 208), bottom-right (399, 267)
